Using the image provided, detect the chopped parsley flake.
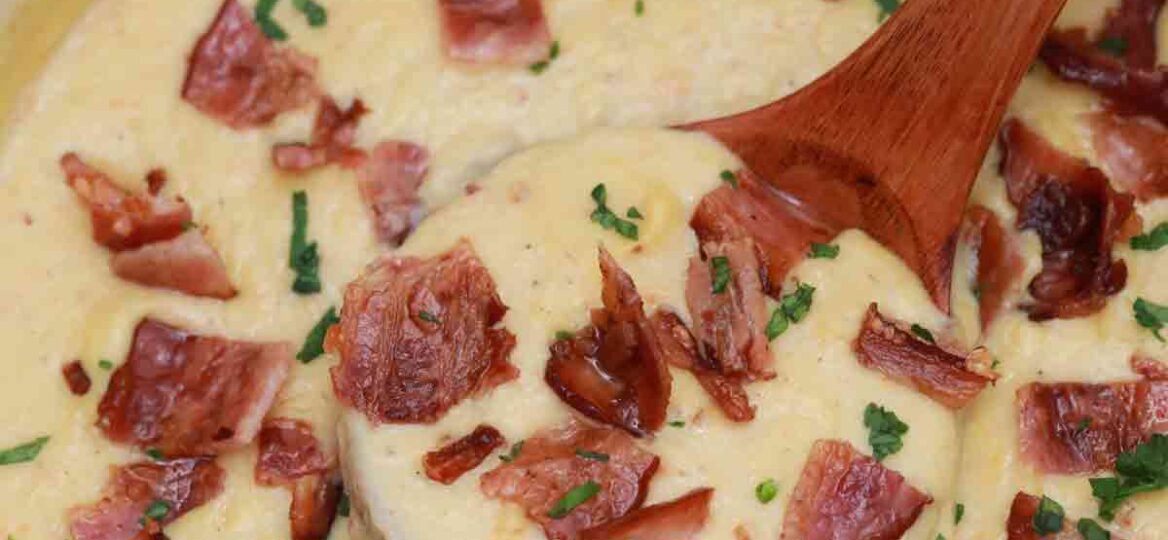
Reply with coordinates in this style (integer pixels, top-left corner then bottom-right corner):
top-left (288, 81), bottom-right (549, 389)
top-left (337, 491), bottom-right (351, 517)
top-left (529, 41), bottom-right (560, 74)
top-left (418, 311), bottom-right (442, 324)
top-left (500, 441), bottom-right (524, 462)
top-left (292, 0), bottom-right (327, 27)
top-left (255, 0), bottom-right (288, 41)
top-left (574, 449), bottom-right (610, 462)
top-left (181, 221), bottom-right (197, 232)
top-left (626, 206), bottom-right (643, 220)
top-left (140, 499), bottom-right (170, 525)
top-left (668, 420), bottom-right (685, 428)
top-left (547, 481), bottom-right (600, 519)
top-left (780, 282), bottom-right (815, 323)
top-left (719, 170), bottom-right (738, 188)
top-left (1133, 297), bottom-right (1167, 342)
top-left (1090, 433), bottom-right (1168, 520)
top-left (874, 0), bottom-right (901, 21)
top-left (145, 448), bottom-right (164, 461)
top-left (297, 307), bottom-right (340, 363)
top-left (910, 324), bottom-right (935, 343)
top-left (588, 183), bottom-right (639, 240)
top-left (0, 436), bottom-right (49, 466)
top-left (809, 243), bottom-right (839, 259)
top-left (635, 0), bottom-right (644, 16)
top-left (1097, 37), bottom-right (1129, 58)
top-left (936, 535), bottom-right (946, 540)
top-left (1077, 417), bottom-right (1092, 433)
top-left (290, 191), bottom-right (322, 294)
top-left (955, 502), bottom-right (965, 524)
top-left (555, 330), bottom-right (574, 341)
top-left (710, 256), bottom-right (731, 294)
top-left (765, 307), bottom-right (790, 340)
top-left (1032, 495), bottom-right (1065, 535)
top-left (1130, 222), bottom-right (1168, 251)
top-left (98, 359), bottom-right (114, 371)
top-left (863, 403), bottom-right (908, 461)
top-left (1077, 518), bottom-right (1111, 540)
top-left (755, 478), bottom-right (778, 504)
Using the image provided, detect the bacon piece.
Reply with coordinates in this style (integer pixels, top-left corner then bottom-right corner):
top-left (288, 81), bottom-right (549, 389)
top-left (480, 421), bottom-right (660, 540)
top-left (1040, 29), bottom-right (1168, 124)
top-left (853, 304), bottom-right (995, 409)
top-left (110, 229), bottom-right (237, 299)
top-left (182, 0), bottom-right (318, 128)
top-left (255, 418), bottom-right (340, 540)
top-left (330, 240), bottom-right (517, 424)
top-left (424, 424), bottom-right (506, 484)
top-left (690, 169), bottom-right (836, 297)
top-left (62, 360), bottom-right (93, 396)
top-left (68, 458), bottom-right (225, 540)
top-left (1016, 380), bottom-right (1168, 473)
top-left (272, 97), bottom-right (369, 172)
top-left (545, 248), bottom-right (672, 436)
top-left (1005, 492), bottom-right (1079, 540)
top-left (579, 488), bottom-right (713, 540)
top-left (1099, 0), bottom-right (1166, 69)
top-left (961, 206), bottom-right (1023, 329)
top-left (685, 239), bottom-right (772, 380)
top-left (649, 310), bottom-right (755, 422)
top-left (437, 0), bottom-right (552, 65)
top-left (1132, 354), bottom-right (1168, 380)
top-left (60, 153), bottom-right (192, 251)
top-left (998, 120), bottom-right (1139, 320)
top-left (97, 318), bottom-right (292, 457)
top-left (781, 439), bottom-right (932, 540)
top-left (356, 141), bottom-right (430, 247)
top-left (288, 471), bottom-right (342, 540)
top-left (1089, 110), bottom-right (1168, 201)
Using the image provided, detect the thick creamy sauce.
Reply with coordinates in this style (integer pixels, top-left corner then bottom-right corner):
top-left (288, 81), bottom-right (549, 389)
top-left (0, 0), bottom-right (1164, 539)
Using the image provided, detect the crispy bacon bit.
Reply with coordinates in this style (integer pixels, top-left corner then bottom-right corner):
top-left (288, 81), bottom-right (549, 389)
top-left (110, 230), bottom-right (237, 299)
top-left (781, 439), bottom-right (932, 540)
top-left (68, 458), bottom-right (226, 540)
top-left (685, 239), bottom-right (772, 380)
top-left (1040, 28), bottom-right (1168, 124)
top-left (1132, 354), bottom-right (1168, 380)
top-left (62, 360), bottom-right (92, 396)
top-left (288, 471), bottom-right (342, 540)
top-left (272, 97), bottom-right (369, 172)
top-left (854, 304), bottom-right (995, 409)
top-left (1099, 0), bottom-right (1165, 69)
top-left (97, 318), bottom-right (292, 457)
top-left (690, 169), bottom-right (835, 297)
top-left (330, 240), bottom-right (517, 424)
top-left (182, 0), bottom-right (318, 128)
top-left (579, 487), bottom-right (713, 540)
top-left (961, 206), bottom-right (1023, 329)
top-left (998, 120), bottom-right (1139, 320)
top-left (650, 310), bottom-right (755, 422)
top-left (356, 141), bottom-right (430, 247)
top-left (424, 424), bottom-right (506, 485)
top-left (480, 421), bottom-right (660, 540)
top-left (1089, 110), bottom-right (1168, 201)
top-left (1005, 492), bottom-right (1078, 540)
top-left (256, 418), bottom-right (332, 486)
top-left (60, 153), bottom-right (193, 252)
top-left (437, 0), bottom-right (552, 65)
top-left (1016, 380), bottom-right (1168, 473)
top-left (545, 248), bottom-right (672, 436)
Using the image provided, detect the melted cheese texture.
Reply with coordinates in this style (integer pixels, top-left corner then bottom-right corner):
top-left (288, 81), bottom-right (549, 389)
top-left (0, 0), bottom-right (1164, 539)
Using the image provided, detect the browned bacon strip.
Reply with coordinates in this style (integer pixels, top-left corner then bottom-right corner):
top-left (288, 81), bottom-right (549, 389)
top-left (438, 0), bottom-right (552, 65)
top-left (1099, 0), bottom-right (1166, 69)
top-left (68, 459), bottom-right (225, 540)
top-left (961, 205), bottom-right (1023, 329)
top-left (690, 169), bottom-right (835, 297)
top-left (424, 424), bottom-right (507, 485)
top-left (781, 439), bottom-right (932, 540)
top-left (1132, 354), bottom-right (1168, 380)
top-left (255, 418), bottom-right (340, 540)
top-left (357, 141), bottom-right (430, 247)
top-left (62, 360), bottom-right (92, 396)
top-left (60, 153), bottom-right (192, 252)
top-left (545, 248), bottom-right (672, 436)
top-left (182, 0), bottom-right (318, 128)
top-left (650, 310), bottom-right (755, 422)
top-left (288, 471), bottom-right (342, 540)
top-left (1040, 29), bottom-right (1168, 124)
top-left (97, 318), bottom-right (292, 457)
top-left (1089, 110), bottom-right (1168, 201)
top-left (480, 420), bottom-right (660, 540)
top-left (110, 229), bottom-right (237, 299)
top-left (685, 239), bottom-right (773, 380)
top-left (853, 304), bottom-right (995, 409)
top-left (998, 120), bottom-right (1140, 320)
top-left (329, 240), bottom-right (517, 424)
top-left (579, 487), bottom-right (713, 540)
top-left (272, 97), bottom-right (369, 172)
top-left (1005, 492), bottom-right (1079, 540)
top-left (1017, 380), bottom-right (1168, 473)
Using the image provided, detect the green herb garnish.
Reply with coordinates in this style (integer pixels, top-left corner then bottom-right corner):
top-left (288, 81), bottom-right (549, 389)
top-left (292, 0), bottom-right (327, 26)
top-left (863, 403), bottom-right (908, 461)
top-left (720, 170), bottom-right (738, 188)
top-left (140, 499), bottom-right (170, 525)
top-left (1077, 417), bottom-right (1092, 433)
top-left (418, 311), bottom-right (442, 325)
top-left (1032, 495), bottom-right (1064, 535)
top-left (574, 449), bottom-right (610, 462)
top-left (1131, 222), bottom-right (1168, 251)
top-left (529, 41), bottom-right (560, 74)
top-left (0, 436), bottom-right (49, 466)
top-left (1090, 434), bottom-right (1168, 520)
top-left (98, 359), bottom-right (114, 371)
top-left (955, 502), bottom-right (964, 524)
top-left (337, 491), bottom-right (351, 517)
top-left (874, 0), bottom-right (901, 21)
top-left (755, 478), bottom-right (778, 503)
top-left (668, 420), bottom-right (685, 428)
top-left (780, 282), bottom-right (815, 323)
top-left (555, 330), bottom-right (574, 341)
top-left (910, 324), bottom-right (935, 343)
top-left (145, 448), bottom-right (164, 461)
top-left (181, 221), bottom-right (197, 232)
top-left (809, 243), bottom-right (839, 259)
top-left (1097, 37), bottom-right (1129, 58)
top-left (500, 441), bottom-right (524, 462)
top-left (710, 256), bottom-right (731, 294)
top-left (290, 191), bottom-right (322, 294)
top-left (588, 183), bottom-right (639, 240)
top-left (765, 307), bottom-right (790, 340)
top-left (634, 0), bottom-right (644, 16)
top-left (626, 207), bottom-right (643, 220)
top-left (1133, 297), bottom-right (1167, 342)
top-left (547, 481), bottom-right (600, 518)
top-left (255, 0), bottom-right (288, 41)
top-left (297, 307), bottom-right (339, 363)
top-left (1077, 518), bottom-right (1111, 540)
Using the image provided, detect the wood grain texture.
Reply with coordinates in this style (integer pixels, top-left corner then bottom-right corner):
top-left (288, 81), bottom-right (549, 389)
top-left (682, 0), bottom-right (1068, 313)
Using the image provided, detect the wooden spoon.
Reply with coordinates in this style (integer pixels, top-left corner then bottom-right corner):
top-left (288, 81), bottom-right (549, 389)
top-left (682, 0), bottom-right (1067, 313)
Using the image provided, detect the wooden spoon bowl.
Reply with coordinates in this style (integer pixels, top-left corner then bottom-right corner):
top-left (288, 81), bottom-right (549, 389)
top-left (682, 0), bottom-right (1068, 312)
